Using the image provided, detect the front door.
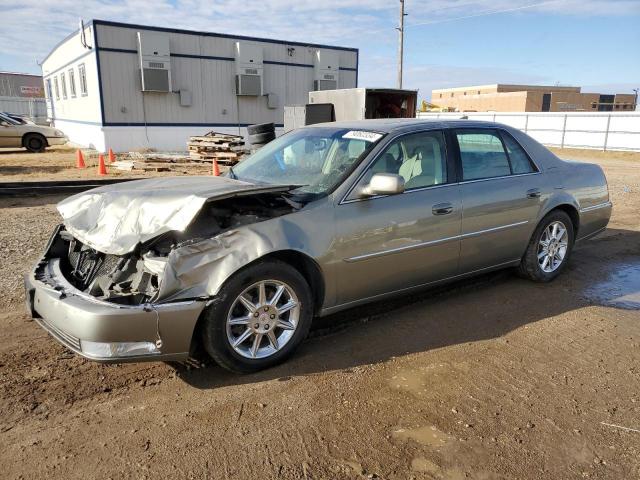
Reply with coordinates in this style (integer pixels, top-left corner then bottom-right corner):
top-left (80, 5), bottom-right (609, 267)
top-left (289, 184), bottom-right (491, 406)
top-left (334, 130), bottom-right (462, 306)
top-left (454, 128), bottom-right (544, 273)
top-left (0, 116), bottom-right (19, 147)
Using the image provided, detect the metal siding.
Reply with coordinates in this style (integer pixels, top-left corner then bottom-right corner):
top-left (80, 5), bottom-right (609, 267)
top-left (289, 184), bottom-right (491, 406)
top-left (50, 23), bottom-right (357, 133)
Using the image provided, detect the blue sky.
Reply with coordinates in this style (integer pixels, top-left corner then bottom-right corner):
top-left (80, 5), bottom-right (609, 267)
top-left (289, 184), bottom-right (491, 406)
top-left (1, 0), bottom-right (639, 100)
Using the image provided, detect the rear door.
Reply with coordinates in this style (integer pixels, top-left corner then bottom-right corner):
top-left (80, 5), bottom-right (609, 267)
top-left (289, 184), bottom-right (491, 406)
top-left (334, 129), bottom-right (462, 306)
top-left (453, 128), bottom-right (544, 273)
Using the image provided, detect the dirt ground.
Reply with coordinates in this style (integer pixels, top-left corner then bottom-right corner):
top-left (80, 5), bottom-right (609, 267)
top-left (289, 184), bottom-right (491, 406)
top-left (0, 146), bottom-right (212, 180)
top-left (0, 148), bottom-right (638, 479)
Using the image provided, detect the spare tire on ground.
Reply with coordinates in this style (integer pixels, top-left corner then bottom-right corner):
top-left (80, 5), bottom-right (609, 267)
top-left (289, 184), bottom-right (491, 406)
top-left (248, 131), bottom-right (276, 145)
top-left (247, 122), bottom-right (275, 135)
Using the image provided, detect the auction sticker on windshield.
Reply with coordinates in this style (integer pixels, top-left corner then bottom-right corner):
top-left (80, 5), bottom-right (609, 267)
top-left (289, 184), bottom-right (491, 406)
top-left (342, 131), bottom-right (383, 142)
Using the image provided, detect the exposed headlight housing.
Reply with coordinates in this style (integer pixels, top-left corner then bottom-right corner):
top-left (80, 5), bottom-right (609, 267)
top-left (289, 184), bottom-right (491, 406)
top-left (80, 340), bottom-right (160, 358)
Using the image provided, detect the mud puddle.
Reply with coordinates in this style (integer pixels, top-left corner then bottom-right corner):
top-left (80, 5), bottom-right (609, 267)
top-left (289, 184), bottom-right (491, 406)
top-left (583, 261), bottom-right (640, 309)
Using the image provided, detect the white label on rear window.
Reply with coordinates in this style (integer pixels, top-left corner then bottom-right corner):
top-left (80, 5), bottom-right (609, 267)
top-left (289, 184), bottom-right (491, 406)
top-left (342, 130), bottom-right (383, 142)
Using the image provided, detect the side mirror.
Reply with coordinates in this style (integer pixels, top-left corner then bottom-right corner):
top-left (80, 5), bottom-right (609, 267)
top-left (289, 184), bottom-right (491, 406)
top-left (360, 173), bottom-right (405, 197)
top-left (0, 121), bottom-right (10, 127)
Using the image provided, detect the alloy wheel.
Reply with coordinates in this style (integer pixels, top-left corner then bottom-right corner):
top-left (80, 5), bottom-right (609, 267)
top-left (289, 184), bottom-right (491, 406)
top-left (537, 221), bottom-right (569, 273)
top-left (226, 280), bottom-right (300, 359)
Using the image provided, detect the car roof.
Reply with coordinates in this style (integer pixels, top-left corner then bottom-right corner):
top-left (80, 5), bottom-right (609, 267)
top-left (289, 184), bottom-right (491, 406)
top-left (306, 117), bottom-right (507, 134)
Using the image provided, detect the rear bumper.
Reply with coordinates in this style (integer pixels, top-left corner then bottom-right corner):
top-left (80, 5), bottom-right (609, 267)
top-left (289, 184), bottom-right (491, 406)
top-left (25, 258), bottom-right (205, 363)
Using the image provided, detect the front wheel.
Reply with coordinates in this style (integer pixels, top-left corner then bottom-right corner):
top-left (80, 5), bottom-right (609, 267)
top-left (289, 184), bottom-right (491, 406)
top-left (518, 210), bottom-right (575, 282)
top-left (23, 133), bottom-right (46, 153)
top-left (200, 260), bottom-right (313, 373)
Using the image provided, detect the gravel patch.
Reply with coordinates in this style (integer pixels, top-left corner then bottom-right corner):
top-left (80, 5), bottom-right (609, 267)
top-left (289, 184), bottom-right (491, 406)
top-left (0, 196), bottom-right (65, 309)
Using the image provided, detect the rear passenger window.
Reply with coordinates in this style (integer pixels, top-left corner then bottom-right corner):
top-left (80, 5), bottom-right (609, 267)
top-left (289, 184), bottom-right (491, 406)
top-left (502, 133), bottom-right (535, 174)
top-left (456, 130), bottom-right (510, 181)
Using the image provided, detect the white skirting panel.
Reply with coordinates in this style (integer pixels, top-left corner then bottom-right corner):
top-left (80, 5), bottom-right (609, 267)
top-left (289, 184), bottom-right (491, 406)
top-left (53, 120), bottom-right (106, 152)
top-left (102, 126), bottom-right (285, 153)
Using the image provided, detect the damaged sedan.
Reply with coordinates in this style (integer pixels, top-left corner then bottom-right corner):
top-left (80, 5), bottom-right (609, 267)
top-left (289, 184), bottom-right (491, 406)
top-left (25, 119), bottom-right (612, 372)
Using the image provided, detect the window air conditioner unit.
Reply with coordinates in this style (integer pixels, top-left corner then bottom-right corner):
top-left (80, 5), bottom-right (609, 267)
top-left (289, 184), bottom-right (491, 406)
top-left (137, 31), bottom-right (171, 92)
top-left (235, 42), bottom-right (263, 96)
top-left (313, 50), bottom-right (339, 91)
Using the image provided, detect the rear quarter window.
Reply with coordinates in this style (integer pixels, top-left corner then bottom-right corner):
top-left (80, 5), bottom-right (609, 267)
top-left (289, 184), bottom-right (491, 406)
top-left (501, 132), bottom-right (536, 174)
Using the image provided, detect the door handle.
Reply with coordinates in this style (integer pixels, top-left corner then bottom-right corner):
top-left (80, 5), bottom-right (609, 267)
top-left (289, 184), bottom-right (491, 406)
top-left (432, 203), bottom-right (453, 215)
top-left (526, 188), bottom-right (541, 199)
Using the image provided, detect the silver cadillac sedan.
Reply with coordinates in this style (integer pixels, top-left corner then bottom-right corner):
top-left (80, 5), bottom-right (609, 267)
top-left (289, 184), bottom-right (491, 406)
top-left (25, 119), bottom-right (611, 373)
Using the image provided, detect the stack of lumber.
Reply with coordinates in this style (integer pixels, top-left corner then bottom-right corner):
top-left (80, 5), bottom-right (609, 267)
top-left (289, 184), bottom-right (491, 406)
top-left (187, 131), bottom-right (249, 165)
top-left (112, 152), bottom-right (213, 173)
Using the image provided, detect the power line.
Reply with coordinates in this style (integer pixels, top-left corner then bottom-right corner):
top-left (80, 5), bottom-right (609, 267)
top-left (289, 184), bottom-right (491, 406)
top-left (406, 0), bottom-right (565, 28)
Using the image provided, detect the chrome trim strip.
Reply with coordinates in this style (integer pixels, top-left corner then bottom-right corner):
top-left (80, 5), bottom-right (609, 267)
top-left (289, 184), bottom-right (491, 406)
top-left (459, 220), bottom-right (529, 239)
top-left (579, 201), bottom-right (612, 213)
top-left (343, 220), bottom-right (529, 263)
top-left (338, 125), bottom-right (542, 205)
top-left (324, 258), bottom-right (522, 315)
top-left (340, 182), bottom-right (456, 205)
top-left (457, 172), bottom-right (541, 185)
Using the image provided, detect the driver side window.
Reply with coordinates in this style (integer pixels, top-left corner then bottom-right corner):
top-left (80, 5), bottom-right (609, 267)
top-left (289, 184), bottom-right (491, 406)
top-left (356, 131), bottom-right (448, 194)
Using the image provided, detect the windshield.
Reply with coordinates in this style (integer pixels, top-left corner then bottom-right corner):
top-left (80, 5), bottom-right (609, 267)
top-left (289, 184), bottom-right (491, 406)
top-left (231, 127), bottom-right (384, 196)
top-left (0, 113), bottom-right (19, 125)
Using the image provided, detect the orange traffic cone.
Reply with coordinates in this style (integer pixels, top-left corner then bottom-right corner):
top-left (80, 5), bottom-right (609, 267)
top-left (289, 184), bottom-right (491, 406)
top-left (212, 158), bottom-right (220, 176)
top-left (108, 148), bottom-right (116, 163)
top-left (97, 154), bottom-right (107, 175)
top-left (76, 149), bottom-right (86, 169)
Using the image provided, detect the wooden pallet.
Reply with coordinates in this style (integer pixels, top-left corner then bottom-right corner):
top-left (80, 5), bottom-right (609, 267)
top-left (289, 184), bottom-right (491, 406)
top-left (187, 130), bottom-right (248, 166)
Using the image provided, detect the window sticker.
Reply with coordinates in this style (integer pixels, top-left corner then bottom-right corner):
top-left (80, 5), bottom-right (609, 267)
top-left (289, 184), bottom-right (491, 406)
top-left (342, 130), bottom-right (383, 142)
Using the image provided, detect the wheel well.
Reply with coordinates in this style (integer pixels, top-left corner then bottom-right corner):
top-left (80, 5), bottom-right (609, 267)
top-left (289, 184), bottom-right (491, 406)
top-left (22, 132), bottom-right (47, 147)
top-left (188, 250), bottom-right (326, 359)
top-left (549, 204), bottom-right (579, 235)
top-left (264, 250), bottom-right (325, 316)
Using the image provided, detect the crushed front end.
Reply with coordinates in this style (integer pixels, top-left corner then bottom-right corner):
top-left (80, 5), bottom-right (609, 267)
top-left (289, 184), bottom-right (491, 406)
top-left (24, 225), bottom-right (205, 362)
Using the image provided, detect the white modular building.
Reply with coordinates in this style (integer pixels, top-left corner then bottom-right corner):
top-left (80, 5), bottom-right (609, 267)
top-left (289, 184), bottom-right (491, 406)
top-left (41, 20), bottom-right (358, 152)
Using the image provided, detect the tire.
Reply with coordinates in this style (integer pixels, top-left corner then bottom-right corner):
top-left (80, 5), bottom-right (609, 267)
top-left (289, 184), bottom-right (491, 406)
top-left (23, 133), bottom-right (46, 153)
top-left (200, 260), bottom-right (313, 373)
top-left (248, 131), bottom-right (275, 145)
top-left (518, 210), bottom-right (575, 282)
top-left (247, 122), bottom-right (275, 135)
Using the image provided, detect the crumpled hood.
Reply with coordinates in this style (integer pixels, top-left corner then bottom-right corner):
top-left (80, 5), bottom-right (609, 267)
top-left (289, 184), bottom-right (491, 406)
top-left (57, 176), bottom-right (290, 255)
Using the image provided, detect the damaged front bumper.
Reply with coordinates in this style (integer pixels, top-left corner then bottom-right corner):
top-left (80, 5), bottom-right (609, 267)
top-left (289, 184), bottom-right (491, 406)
top-left (24, 257), bottom-right (206, 363)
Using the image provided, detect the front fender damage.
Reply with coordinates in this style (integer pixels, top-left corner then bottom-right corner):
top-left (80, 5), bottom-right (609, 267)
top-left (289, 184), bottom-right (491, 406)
top-left (157, 217), bottom-right (310, 303)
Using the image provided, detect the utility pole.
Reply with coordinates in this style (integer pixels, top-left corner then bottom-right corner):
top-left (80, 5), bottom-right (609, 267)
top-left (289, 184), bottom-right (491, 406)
top-left (397, 0), bottom-right (406, 89)
top-left (633, 88), bottom-right (639, 111)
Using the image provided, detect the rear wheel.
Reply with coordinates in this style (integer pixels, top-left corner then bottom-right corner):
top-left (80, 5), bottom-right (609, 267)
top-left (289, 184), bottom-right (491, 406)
top-left (518, 210), bottom-right (575, 282)
top-left (200, 260), bottom-right (313, 373)
top-left (23, 133), bottom-right (46, 153)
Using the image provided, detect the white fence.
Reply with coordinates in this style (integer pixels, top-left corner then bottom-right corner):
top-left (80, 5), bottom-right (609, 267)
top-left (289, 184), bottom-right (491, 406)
top-left (416, 111), bottom-right (640, 152)
top-left (0, 96), bottom-right (48, 124)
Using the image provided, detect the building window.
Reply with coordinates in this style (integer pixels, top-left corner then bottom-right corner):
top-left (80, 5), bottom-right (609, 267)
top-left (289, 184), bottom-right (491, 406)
top-left (68, 68), bottom-right (76, 98)
top-left (78, 64), bottom-right (88, 95)
top-left (591, 102), bottom-right (597, 109)
top-left (615, 104), bottom-right (620, 109)
top-left (54, 76), bottom-right (60, 100)
top-left (61, 72), bottom-right (67, 99)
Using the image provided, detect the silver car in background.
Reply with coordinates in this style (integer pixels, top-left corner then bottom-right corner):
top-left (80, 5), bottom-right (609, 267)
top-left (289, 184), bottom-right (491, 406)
top-left (25, 119), bottom-right (611, 372)
top-left (0, 112), bottom-right (67, 152)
